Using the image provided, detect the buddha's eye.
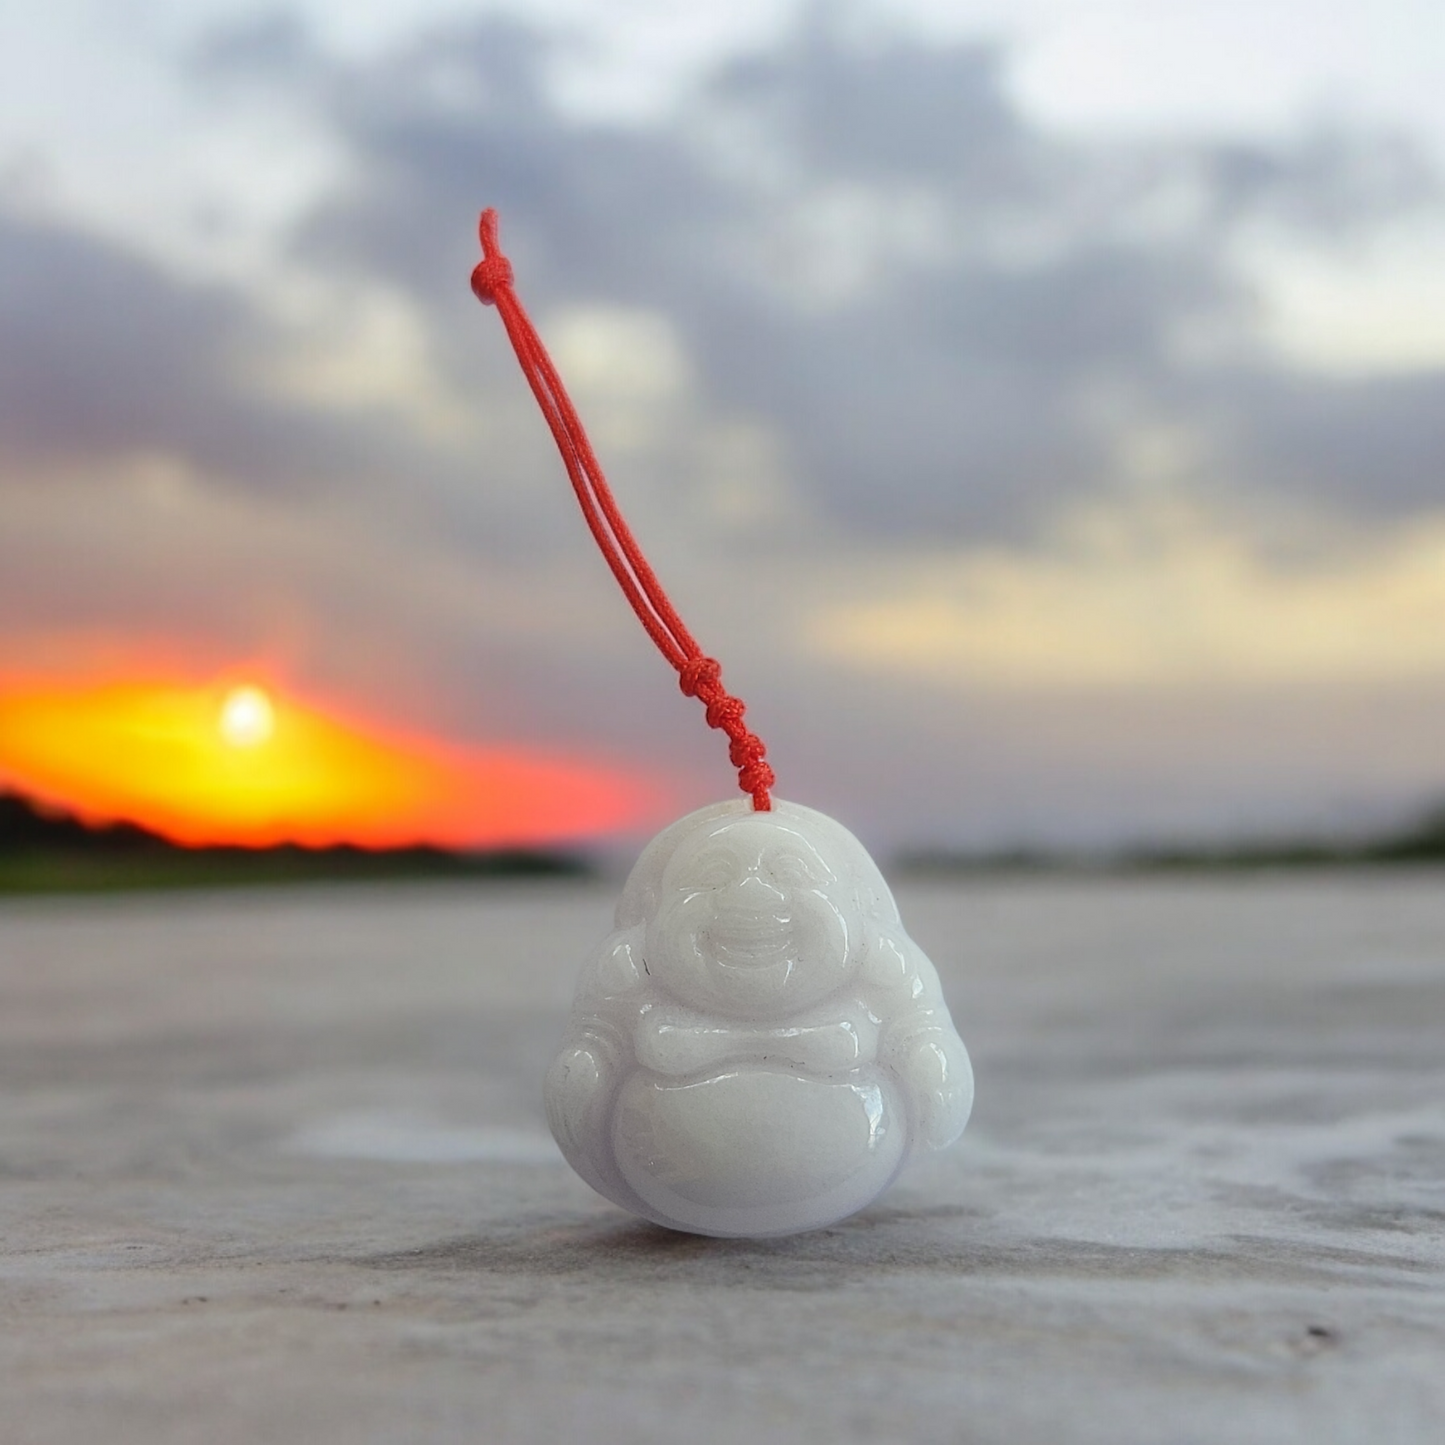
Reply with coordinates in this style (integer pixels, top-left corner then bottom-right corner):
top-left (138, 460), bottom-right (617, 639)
top-left (689, 852), bottom-right (736, 890)
top-left (768, 851), bottom-right (821, 890)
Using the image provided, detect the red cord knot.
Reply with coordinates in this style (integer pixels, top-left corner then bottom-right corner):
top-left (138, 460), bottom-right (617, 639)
top-left (678, 656), bottom-right (722, 698)
top-left (470, 254), bottom-right (513, 305)
top-left (470, 208), bottom-right (514, 304)
top-left (738, 752), bottom-right (776, 809)
top-left (704, 698), bottom-right (743, 732)
top-left (677, 655), bottom-right (773, 810)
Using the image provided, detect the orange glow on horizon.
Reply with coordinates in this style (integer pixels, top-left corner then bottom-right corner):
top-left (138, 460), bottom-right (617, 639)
top-left (0, 678), bottom-right (662, 849)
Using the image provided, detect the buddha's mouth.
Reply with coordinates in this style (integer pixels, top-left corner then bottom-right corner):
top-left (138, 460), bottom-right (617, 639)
top-left (702, 909), bottom-right (796, 971)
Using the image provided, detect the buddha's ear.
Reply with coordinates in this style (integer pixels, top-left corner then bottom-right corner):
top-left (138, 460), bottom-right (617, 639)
top-left (770, 798), bottom-right (900, 926)
top-left (574, 928), bottom-right (647, 1008)
top-left (595, 933), bottom-right (646, 998)
top-left (858, 921), bottom-right (914, 996)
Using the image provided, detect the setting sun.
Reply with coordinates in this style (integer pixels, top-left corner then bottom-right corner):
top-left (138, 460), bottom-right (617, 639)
top-left (0, 677), bottom-right (663, 849)
top-left (219, 686), bottom-right (275, 749)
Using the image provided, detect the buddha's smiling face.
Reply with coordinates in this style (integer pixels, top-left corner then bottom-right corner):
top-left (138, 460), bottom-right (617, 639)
top-left (647, 815), bottom-right (856, 1018)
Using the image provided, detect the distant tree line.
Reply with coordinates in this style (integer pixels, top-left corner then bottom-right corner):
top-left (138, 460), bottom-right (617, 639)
top-left (0, 789), bottom-right (593, 892)
top-left (896, 803), bottom-right (1445, 875)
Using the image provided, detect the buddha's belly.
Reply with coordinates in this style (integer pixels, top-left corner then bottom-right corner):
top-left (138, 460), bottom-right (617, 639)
top-left (611, 1066), bottom-right (907, 1238)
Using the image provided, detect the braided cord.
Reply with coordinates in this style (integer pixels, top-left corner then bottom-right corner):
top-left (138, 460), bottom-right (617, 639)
top-left (471, 210), bottom-right (774, 809)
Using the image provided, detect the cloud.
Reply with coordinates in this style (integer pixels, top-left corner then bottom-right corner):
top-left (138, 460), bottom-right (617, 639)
top-left (0, 210), bottom-right (245, 471)
top-left (806, 497), bottom-right (1445, 690)
top-left (707, 17), bottom-right (1038, 191)
top-left (1196, 126), bottom-right (1438, 236)
top-left (0, 206), bottom-right (474, 507)
top-left (254, 11), bottom-right (1445, 541)
top-left (1221, 367), bottom-right (1445, 515)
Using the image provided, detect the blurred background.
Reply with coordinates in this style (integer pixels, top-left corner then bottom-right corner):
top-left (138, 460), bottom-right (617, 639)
top-left (2, 0), bottom-right (1443, 872)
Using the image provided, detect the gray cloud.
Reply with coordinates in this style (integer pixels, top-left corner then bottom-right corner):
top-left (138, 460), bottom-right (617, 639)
top-left (0, 207), bottom-right (441, 511)
top-left (0, 202), bottom-right (583, 572)
top-left (1196, 127), bottom-right (1438, 236)
top-left (1222, 367), bottom-right (1445, 516)
top-left (217, 11), bottom-right (1443, 539)
top-left (0, 211), bottom-right (251, 472)
top-left (707, 17), bottom-right (1039, 192)
top-left (7, 10), bottom-right (1436, 540)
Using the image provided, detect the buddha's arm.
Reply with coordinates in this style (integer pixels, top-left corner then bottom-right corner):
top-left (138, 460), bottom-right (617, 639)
top-left (866, 927), bottom-right (974, 1149)
top-left (635, 1005), bottom-right (876, 1077)
top-left (545, 932), bottom-right (646, 1183)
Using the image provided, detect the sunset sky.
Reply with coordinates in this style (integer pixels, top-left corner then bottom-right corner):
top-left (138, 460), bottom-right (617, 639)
top-left (2, 0), bottom-right (1443, 850)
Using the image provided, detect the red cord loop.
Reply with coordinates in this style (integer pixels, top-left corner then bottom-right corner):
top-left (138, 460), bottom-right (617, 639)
top-left (470, 207), bottom-right (775, 810)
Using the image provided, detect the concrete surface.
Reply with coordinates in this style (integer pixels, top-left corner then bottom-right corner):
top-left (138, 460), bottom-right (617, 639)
top-left (0, 873), bottom-right (1442, 1444)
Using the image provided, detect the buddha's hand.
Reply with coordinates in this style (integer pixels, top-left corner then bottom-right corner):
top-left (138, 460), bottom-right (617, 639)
top-left (545, 1026), bottom-right (621, 1163)
top-left (900, 1026), bottom-right (974, 1151)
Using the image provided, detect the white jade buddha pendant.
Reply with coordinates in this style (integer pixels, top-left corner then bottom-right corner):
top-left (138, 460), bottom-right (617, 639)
top-left (545, 798), bottom-right (973, 1237)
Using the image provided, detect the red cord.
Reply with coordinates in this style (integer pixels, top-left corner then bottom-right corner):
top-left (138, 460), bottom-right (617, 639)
top-left (470, 209), bottom-right (775, 810)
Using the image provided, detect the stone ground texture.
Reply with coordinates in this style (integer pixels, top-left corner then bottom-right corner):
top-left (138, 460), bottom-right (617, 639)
top-left (0, 874), bottom-right (1442, 1444)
